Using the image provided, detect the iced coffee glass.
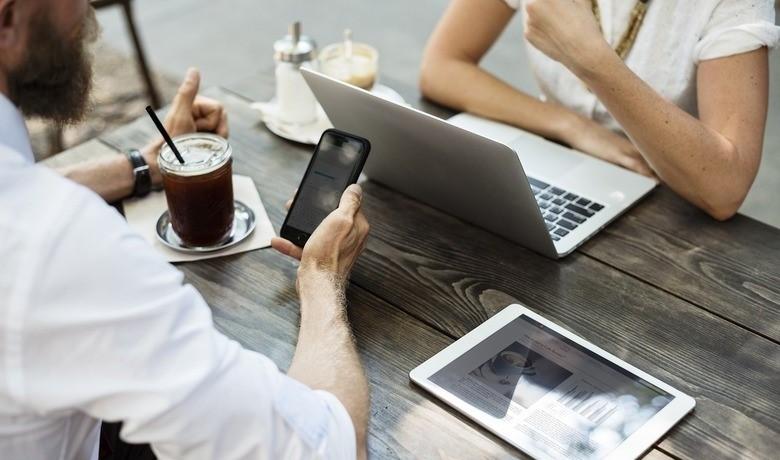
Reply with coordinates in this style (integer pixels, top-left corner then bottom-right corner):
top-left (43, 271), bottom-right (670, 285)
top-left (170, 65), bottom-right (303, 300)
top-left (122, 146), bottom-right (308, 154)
top-left (158, 134), bottom-right (234, 247)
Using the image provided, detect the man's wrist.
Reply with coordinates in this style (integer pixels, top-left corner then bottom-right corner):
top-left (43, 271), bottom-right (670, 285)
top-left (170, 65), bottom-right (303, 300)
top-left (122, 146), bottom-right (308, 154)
top-left (298, 267), bottom-right (346, 294)
top-left (141, 139), bottom-right (164, 187)
top-left (297, 268), bottom-right (347, 310)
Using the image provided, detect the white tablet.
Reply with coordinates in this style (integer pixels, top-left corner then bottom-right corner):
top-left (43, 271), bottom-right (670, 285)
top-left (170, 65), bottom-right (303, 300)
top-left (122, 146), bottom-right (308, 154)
top-left (410, 304), bottom-right (695, 460)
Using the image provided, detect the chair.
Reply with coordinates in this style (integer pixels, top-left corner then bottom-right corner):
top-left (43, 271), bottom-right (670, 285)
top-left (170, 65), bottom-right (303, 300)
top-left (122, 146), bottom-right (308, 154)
top-left (92, 0), bottom-right (161, 109)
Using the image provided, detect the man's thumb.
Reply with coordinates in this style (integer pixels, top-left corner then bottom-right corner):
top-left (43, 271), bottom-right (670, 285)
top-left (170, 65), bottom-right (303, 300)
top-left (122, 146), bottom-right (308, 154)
top-left (173, 67), bottom-right (200, 111)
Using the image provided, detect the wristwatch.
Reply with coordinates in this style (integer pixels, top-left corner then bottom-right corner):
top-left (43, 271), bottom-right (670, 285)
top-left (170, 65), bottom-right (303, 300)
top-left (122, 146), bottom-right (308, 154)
top-left (124, 149), bottom-right (152, 198)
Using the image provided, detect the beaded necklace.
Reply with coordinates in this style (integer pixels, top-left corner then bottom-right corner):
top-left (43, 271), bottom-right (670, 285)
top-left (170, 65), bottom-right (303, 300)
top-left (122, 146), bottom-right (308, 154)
top-left (590, 0), bottom-right (651, 60)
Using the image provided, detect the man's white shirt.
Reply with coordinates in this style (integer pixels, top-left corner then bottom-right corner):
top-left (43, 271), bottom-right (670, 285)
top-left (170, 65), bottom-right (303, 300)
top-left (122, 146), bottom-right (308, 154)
top-left (0, 93), bottom-right (356, 460)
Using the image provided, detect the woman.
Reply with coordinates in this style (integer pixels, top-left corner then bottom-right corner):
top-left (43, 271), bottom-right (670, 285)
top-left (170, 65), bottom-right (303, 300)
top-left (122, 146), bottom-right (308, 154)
top-left (420, 0), bottom-right (779, 220)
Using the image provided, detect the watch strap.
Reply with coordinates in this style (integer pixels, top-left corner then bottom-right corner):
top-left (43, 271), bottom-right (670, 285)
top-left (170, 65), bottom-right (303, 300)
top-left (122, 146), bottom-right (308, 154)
top-left (125, 149), bottom-right (152, 198)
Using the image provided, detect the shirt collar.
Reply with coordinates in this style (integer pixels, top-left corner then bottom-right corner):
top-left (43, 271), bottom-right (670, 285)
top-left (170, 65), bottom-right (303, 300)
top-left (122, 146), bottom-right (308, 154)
top-left (0, 92), bottom-right (34, 163)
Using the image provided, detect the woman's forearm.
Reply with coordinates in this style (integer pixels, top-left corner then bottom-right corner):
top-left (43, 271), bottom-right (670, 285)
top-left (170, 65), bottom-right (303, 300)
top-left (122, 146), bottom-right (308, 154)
top-left (574, 49), bottom-right (757, 219)
top-left (420, 57), bottom-right (580, 143)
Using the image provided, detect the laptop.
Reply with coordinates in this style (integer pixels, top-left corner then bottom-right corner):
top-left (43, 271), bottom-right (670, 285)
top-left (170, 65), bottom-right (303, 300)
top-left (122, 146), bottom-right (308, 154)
top-left (302, 69), bottom-right (657, 258)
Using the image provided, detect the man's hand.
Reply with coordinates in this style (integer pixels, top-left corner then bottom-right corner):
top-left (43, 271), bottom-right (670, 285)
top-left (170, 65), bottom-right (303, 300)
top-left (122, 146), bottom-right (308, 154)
top-left (272, 185), bottom-right (370, 283)
top-left (563, 115), bottom-right (656, 178)
top-left (279, 186), bottom-right (371, 459)
top-left (164, 67), bottom-right (229, 138)
top-left (524, 0), bottom-right (610, 72)
top-left (141, 68), bottom-right (229, 186)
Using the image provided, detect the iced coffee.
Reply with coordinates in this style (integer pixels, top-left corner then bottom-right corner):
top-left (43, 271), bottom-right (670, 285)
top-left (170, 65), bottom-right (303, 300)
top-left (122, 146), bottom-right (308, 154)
top-left (158, 134), bottom-right (234, 247)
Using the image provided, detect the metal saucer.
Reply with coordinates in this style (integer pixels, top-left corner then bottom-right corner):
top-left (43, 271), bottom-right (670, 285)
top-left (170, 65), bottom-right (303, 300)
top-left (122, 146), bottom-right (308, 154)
top-left (155, 200), bottom-right (256, 253)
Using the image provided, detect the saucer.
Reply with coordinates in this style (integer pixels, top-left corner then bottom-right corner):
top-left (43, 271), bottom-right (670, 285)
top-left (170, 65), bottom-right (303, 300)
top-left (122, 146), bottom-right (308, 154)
top-left (251, 83), bottom-right (407, 146)
top-left (155, 200), bottom-right (256, 253)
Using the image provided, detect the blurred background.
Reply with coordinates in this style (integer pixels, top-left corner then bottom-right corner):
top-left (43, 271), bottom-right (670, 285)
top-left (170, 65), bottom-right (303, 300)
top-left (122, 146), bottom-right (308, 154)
top-left (31, 0), bottom-right (780, 227)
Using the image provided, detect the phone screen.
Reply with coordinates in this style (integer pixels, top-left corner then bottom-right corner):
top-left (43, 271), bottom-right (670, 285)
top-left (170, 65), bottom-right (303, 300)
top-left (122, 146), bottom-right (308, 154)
top-left (284, 130), bottom-right (370, 237)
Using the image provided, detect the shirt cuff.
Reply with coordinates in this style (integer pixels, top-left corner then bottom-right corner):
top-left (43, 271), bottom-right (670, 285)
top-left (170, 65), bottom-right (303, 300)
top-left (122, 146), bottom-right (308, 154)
top-left (315, 390), bottom-right (357, 460)
top-left (695, 21), bottom-right (780, 62)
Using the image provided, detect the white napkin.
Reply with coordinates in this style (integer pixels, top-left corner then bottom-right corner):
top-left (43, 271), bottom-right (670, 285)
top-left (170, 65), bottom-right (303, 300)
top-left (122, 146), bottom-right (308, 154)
top-left (124, 175), bottom-right (276, 263)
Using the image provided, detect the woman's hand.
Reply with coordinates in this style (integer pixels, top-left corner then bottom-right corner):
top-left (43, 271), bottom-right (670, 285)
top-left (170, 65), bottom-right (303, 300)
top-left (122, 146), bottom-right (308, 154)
top-left (524, 0), bottom-right (610, 72)
top-left (563, 114), bottom-right (656, 178)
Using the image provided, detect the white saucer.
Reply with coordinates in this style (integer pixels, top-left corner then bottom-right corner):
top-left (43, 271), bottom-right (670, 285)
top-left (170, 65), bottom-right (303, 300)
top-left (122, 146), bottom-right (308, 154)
top-left (251, 84), bottom-right (406, 146)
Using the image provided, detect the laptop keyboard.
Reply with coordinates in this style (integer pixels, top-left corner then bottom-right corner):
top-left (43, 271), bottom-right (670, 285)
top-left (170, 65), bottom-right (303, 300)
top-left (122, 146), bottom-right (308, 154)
top-left (527, 176), bottom-right (605, 242)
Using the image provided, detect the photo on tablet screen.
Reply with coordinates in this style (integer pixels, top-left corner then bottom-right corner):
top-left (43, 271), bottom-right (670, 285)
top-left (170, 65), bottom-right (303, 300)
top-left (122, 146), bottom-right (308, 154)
top-left (429, 315), bottom-right (673, 459)
top-left (469, 341), bottom-right (572, 410)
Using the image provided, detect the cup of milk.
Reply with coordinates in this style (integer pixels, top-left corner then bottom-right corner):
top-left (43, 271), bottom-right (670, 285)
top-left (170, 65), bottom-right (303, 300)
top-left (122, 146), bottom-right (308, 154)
top-left (319, 31), bottom-right (379, 91)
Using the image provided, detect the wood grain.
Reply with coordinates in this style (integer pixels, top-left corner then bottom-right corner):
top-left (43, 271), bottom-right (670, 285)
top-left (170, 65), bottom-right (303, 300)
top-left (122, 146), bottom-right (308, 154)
top-left (51, 139), bottom-right (527, 459)
top-left (579, 187), bottom-right (780, 342)
top-left (352, 180), bottom-right (780, 460)
top-left (226, 73), bottom-right (780, 343)
top-left (168, 239), bottom-right (528, 459)
top-left (92, 87), bottom-right (780, 459)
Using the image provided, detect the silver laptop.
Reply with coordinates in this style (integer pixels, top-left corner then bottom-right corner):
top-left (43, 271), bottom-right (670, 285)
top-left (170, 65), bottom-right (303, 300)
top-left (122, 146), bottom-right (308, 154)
top-left (302, 69), bottom-right (657, 258)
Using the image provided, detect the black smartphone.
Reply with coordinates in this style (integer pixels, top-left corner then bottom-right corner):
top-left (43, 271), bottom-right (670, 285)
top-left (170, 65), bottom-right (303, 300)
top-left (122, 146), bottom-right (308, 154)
top-left (280, 129), bottom-right (371, 247)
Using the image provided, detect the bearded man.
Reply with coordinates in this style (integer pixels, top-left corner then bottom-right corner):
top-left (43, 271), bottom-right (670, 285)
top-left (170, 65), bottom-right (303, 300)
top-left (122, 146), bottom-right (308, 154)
top-left (0, 2), bottom-right (371, 459)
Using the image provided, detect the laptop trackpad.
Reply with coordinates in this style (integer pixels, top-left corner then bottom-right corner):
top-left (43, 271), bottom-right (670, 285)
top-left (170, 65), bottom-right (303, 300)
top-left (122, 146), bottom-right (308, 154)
top-left (510, 135), bottom-right (586, 180)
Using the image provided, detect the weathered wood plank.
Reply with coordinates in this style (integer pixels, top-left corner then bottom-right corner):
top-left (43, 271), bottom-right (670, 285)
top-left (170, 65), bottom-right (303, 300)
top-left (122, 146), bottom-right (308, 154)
top-left (579, 197), bottom-right (780, 341)
top-left (38, 138), bottom-right (118, 168)
top-left (91, 91), bottom-right (526, 459)
top-left (224, 73), bottom-right (780, 343)
top-left (352, 180), bottom-right (780, 460)
top-left (96, 88), bottom-right (780, 459)
top-left (642, 450), bottom-right (677, 460)
top-left (55, 131), bottom-right (527, 459)
top-left (182, 247), bottom-right (527, 459)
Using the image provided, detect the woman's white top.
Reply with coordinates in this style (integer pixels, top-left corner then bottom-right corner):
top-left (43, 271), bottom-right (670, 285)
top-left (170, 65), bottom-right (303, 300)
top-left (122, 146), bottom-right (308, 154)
top-left (502, 0), bottom-right (780, 132)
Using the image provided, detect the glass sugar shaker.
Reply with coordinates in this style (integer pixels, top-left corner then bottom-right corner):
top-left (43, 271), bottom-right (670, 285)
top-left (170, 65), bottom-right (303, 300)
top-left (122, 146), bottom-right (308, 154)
top-left (273, 21), bottom-right (318, 125)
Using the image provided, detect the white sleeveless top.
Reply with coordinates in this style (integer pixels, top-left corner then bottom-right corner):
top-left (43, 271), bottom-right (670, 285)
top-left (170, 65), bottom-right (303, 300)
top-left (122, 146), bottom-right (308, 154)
top-left (502, 0), bottom-right (780, 132)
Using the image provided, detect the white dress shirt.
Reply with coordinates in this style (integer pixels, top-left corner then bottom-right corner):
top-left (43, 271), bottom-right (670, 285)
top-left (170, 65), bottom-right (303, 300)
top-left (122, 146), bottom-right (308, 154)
top-left (503, 0), bottom-right (780, 132)
top-left (0, 93), bottom-right (355, 460)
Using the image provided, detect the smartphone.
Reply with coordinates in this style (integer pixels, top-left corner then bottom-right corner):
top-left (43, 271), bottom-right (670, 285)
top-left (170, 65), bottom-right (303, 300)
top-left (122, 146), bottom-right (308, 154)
top-left (280, 129), bottom-right (371, 247)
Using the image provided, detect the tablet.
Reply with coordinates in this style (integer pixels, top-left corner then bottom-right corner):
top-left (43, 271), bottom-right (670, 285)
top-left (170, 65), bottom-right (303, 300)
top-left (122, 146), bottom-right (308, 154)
top-left (410, 304), bottom-right (695, 460)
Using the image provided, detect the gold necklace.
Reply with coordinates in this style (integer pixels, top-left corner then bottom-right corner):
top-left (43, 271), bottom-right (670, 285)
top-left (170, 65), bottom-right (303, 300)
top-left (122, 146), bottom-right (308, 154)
top-left (590, 0), bottom-right (651, 60)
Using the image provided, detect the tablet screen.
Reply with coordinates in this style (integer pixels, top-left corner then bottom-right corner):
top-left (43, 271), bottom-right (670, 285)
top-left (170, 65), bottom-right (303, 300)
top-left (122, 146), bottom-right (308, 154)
top-left (429, 314), bottom-right (672, 459)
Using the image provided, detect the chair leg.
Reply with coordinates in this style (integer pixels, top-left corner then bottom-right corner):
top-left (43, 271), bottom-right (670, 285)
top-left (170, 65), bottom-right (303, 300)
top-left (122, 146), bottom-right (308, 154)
top-left (47, 126), bottom-right (65, 156)
top-left (120, 0), bottom-right (162, 109)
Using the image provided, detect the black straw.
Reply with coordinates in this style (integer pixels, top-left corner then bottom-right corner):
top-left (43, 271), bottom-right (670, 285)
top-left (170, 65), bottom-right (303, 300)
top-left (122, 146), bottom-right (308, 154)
top-left (145, 106), bottom-right (185, 164)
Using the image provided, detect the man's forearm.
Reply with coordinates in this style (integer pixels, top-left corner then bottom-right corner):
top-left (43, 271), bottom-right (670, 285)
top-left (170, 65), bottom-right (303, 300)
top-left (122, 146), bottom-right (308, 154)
top-left (55, 140), bottom-right (163, 202)
top-left (287, 269), bottom-right (369, 454)
top-left (58, 154), bottom-right (135, 202)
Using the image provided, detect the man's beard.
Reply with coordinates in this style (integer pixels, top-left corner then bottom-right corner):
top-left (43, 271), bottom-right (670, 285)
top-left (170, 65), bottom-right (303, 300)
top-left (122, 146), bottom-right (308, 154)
top-left (7, 7), bottom-right (99, 125)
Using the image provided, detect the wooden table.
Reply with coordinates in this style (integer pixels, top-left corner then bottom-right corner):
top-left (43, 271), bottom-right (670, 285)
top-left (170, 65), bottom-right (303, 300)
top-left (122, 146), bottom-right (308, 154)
top-left (59, 72), bottom-right (779, 459)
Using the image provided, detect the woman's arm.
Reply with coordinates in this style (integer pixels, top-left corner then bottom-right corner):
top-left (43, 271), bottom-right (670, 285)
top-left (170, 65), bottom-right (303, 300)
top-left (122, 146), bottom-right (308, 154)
top-left (524, 0), bottom-right (769, 220)
top-left (420, 0), bottom-right (654, 176)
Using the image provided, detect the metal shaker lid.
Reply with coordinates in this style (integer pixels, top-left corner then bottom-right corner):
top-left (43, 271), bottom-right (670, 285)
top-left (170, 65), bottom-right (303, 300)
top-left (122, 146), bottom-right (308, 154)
top-left (274, 21), bottom-right (316, 63)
